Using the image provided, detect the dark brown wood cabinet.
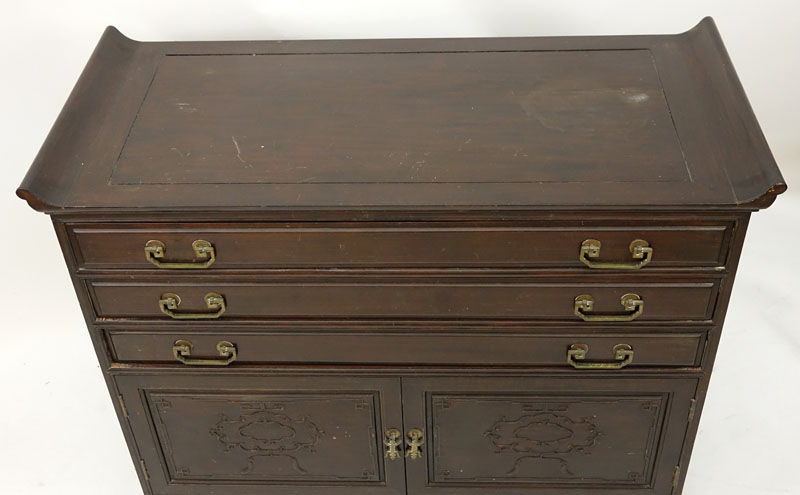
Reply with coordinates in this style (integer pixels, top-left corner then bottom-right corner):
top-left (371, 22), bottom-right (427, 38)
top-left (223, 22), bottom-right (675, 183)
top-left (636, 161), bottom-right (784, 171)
top-left (17, 18), bottom-right (785, 495)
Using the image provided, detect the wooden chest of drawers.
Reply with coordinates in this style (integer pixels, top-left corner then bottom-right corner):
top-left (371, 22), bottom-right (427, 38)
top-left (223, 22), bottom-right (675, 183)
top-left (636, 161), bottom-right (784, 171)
top-left (17, 18), bottom-right (785, 495)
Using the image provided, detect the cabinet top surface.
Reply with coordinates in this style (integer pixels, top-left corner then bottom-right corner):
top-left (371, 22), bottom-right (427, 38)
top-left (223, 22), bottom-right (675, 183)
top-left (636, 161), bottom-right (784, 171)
top-left (17, 18), bottom-right (785, 214)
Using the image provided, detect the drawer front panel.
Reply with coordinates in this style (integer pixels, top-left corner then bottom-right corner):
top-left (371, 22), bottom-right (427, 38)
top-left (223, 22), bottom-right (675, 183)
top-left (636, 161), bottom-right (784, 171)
top-left (88, 280), bottom-right (718, 321)
top-left (107, 329), bottom-right (706, 367)
top-left (402, 376), bottom-right (697, 495)
top-left (116, 374), bottom-right (405, 495)
top-left (69, 222), bottom-right (730, 270)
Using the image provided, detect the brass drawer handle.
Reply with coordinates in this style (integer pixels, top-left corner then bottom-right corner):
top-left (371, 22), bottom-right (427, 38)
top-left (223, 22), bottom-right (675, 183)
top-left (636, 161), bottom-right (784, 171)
top-left (384, 429), bottom-right (402, 460)
top-left (172, 339), bottom-right (237, 366)
top-left (159, 292), bottom-right (226, 319)
top-left (405, 429), bottom-right (424, 460)
top-left (567, 343), bottom-right (634, 369)
top-left (145, 240), bottom-right (216, 269)
top-left (574, 293), bottom-right (643, 322)
top-left (580, 239), bottom-right (652, 269)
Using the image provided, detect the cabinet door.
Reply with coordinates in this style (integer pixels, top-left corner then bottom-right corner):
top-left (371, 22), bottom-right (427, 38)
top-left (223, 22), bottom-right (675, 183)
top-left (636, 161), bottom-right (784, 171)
top-left (116, 374), bottom-right (405, 495)
top-left (401, 376), bottom-right (697, 495)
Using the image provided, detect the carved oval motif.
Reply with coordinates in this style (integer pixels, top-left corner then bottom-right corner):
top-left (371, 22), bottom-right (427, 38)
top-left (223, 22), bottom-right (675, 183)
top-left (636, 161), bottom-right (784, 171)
top-left (210, 411), bottom-right (322, 453)
top-left (486, 413), bottom-right (598, 454)
top-left (240, 420), bottom-right (295, 442)
top-left (516, 422), bottom-right (572, 443)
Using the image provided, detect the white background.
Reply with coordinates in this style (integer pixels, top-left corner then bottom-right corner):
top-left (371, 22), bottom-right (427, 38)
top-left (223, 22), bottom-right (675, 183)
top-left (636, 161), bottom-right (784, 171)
top-left (1, 1), bottom-right (798, 494)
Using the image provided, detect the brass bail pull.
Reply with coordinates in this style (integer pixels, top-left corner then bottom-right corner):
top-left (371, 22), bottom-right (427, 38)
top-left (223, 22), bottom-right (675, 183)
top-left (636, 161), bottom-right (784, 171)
top-left (172, 340), bottom-right (237, 366)
top-left (574, 293), bottom-right (643, 322)
top-left (567, 343), bottom-right (634, 370)
top-left (580, 239), bottom-right (653, 269)
top-left (145, 239), bottom-right (216, 269)
top-left (159, 292), bottom-right (227, 319)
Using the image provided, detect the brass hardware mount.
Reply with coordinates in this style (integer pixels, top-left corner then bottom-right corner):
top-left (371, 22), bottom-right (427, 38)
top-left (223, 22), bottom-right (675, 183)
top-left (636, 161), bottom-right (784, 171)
top-left (567, 343), bottom-right (634, 369)
top-left (384, 429), bottom-right (402, 460)
top-left (172, 340), bottom-right (237, 366)
top-left (145, 239), bottom-right (216, 269)
top-left (406, 428), bottom-right (424, 460)
top-left (580, 239), bottom-right (652, 269)
top-left (574, 293), bottom-right (643, 322)
top-left (159, 293), bottom-right (227, 319)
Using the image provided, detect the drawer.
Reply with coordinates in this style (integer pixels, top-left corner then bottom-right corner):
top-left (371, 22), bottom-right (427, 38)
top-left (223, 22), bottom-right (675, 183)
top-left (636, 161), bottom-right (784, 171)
top-left (88, 278), bottom-right (719, 322)
top-left (106, 328), bottom-right (707, 367)
top-left (68, 222), bottom-right (732, 270)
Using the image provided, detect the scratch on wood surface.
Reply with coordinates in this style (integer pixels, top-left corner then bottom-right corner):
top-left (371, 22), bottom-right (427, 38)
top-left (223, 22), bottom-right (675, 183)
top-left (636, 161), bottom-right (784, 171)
top-left (174, 102), bottom-right (198, 112)
top-left (231, 136), bottom-right (246, 163)
top-left (626, 93), bottom-right (650, 103)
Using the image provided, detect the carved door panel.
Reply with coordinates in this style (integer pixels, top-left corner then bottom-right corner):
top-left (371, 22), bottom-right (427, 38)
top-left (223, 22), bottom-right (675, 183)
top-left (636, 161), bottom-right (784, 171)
top-left (115, 374), bottom-right (405, 495)
top-left (401, 376), bottom-right (697, 495)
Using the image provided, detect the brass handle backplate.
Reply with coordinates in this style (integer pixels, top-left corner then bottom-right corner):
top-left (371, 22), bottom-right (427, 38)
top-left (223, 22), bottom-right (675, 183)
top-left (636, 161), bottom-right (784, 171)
top-left (159, 293), bottom-right (226, 319)
top-left (384, 429), bottom-right (402, 460)
top-left (405, 429), bottom-right (424, 460)
top-left (145, 240), bottom-right (216, 269)
top-left (580, 239), bottom-right (652, 269)
top-left (172, 340), bottom-right (237, 366)
top-left (574, 293), bottom-right (643, 322)
top-left (568, 343), bottom-right (634, 369)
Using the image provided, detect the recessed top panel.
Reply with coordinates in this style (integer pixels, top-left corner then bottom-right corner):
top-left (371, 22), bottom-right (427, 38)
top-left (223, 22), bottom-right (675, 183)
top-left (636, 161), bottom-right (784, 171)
top-left (111, 50), bottom-right (687, 186)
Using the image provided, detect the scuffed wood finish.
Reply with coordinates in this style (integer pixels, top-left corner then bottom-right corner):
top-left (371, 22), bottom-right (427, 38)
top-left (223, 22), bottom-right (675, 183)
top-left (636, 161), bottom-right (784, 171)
top-left (17, 18), bottom-right (784, 212)
top-left (112, 49), bottom-right (682, 186)
top-left (17, 17), bottom-right (785, 495)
